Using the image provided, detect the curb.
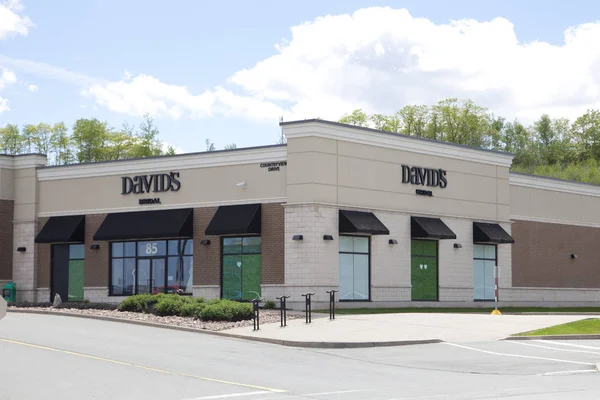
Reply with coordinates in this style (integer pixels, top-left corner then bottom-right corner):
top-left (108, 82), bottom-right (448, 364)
top-left (504, 334), bottom-right (600, 341)
top-left (6, 309), bottom-right (443, 349)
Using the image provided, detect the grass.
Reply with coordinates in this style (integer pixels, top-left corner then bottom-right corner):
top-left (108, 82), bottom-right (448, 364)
top-left (314, 307), bottom-right (600, 315)
top-left (515, 318), bottom-right (600, 336)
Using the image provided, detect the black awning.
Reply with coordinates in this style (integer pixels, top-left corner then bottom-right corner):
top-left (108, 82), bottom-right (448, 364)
top-left (473, 222), bottom-right (514, 244)
top-left (93, 208), bottom-right (193, 241)
top-left (205, 204), bottom-right (261, 236)
top-left (339, 210), bottom-right (390, 235)
top-left (35, 215), bottom-right (85, 243)
top-left (411, 216), bottom-right (457, 240)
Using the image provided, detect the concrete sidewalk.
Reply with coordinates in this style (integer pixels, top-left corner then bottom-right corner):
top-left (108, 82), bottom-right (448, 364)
top-left (223, 312), bottom-right (597, 346)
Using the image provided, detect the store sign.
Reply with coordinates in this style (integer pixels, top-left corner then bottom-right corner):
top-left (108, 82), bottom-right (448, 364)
top-left (260, 161), bottom-right (287, 172)
top-left (401, 165), bottom-right (447, 188)
top-left (139, 198), bottom-right (162, 205)
top-left (121, 172), bottom-right (181, 195)
top-left (416, 189), bottom-right (433, 197)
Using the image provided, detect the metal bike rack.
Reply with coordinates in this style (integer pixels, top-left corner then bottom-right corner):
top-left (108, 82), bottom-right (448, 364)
top-left (301, 292), bottom-right (315, 324)
top-left (276, 295), bottom-right (290, 327)
top-left (251, 297), bottom-right (263, 331)
top-left (326, 289), bottom-right (338, 320)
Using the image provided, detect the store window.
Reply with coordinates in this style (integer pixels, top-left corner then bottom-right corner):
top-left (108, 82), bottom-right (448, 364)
top-left (339, 236), bottom-right (370, 301)
top-left (473, 244), bottom-right (496, 300)
top-left (222, 237), bottom-right (262, 301)
top-left (110, 239), bottom-right (193, 296)
top-left (411, 240), bottom-right (438, 301)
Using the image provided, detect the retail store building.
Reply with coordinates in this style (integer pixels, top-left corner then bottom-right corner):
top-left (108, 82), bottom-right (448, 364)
top-left (1, 120), bottom-right (599, 307)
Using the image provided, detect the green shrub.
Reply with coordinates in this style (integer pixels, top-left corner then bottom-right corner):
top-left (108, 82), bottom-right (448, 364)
top-left (154, 296), bottom-right (185, 316)
top-left (200, 300), bottom-right (253, 322)
top-left (180, 302), bottom-right (206, 319)
top-left (118, 293), bottom-right (167, 313)
top-left (263, 299), bottom-right (276, 309)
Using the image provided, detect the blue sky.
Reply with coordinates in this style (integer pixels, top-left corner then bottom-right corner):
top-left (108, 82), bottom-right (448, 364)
top-left (2, 0), bottom-right (600, 153)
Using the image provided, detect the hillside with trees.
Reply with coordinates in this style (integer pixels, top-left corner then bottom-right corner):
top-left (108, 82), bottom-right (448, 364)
top-left (0, 114), bottom-right (177, 165)
top-left (339, 98), bottom-right (600, 185)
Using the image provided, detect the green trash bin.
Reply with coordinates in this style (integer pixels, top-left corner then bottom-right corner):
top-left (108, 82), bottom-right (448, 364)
top-left (2, 282), bottom-right (16, 303)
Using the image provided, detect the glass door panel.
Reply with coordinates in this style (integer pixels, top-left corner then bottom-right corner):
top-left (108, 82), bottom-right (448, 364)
top-left (483, 260), bottom-right (496, 300)
top-left (137, 259), bottom-right (151, 294)
top-left (68, 259), bottom-right (85, 302)
top-left (152, 258), bottom-right (166, 294)
top-left (223, 255), bottom-right (242, 300)
top-left (241, 254), bottom-right (261, 300)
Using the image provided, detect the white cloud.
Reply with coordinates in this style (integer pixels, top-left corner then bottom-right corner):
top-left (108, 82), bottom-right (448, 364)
top-left (226, 7), bottom-right (600, 123)
top-left (161, 141), bottom-right (184, 154)
top-left (0, 55), bottom-right (101, 86)
top-left (0, 65), bottom-right (17, 113)
top-left (12, 7), bottom-right (600, 124)
top-left (82, 73), bottom-right (283, 122)
top-left (0, 0), bottom-right (34, 40)
top-left (26, 83), bottom-right (37, 91)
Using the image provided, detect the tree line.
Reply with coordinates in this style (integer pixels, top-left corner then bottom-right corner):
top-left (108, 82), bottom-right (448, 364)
top-left (0, 113), bottom-right (244, 165)
top-left (0, 114), bottom-right (176, 165)
top-left (339, 99), bottom-right (600, 184)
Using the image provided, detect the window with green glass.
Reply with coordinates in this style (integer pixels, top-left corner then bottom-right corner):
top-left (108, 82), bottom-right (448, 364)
top-left (222, 237), bottom-right (262, 301)
top-left (67, 244), bottom-right (85, 302)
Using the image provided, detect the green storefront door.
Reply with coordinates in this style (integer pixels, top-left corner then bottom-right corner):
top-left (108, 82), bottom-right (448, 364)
top-left (52, 244), bottom-right (85, 303)
top-left (411, 240), bottom-right (438, 301)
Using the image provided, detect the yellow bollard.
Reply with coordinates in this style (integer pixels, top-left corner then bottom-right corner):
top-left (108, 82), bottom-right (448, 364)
top-left (491, 309), bottom-right (501, 315)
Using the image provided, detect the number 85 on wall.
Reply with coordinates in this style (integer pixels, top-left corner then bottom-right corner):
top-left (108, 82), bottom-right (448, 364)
top-left (145, 243), bottom-right (158, 255)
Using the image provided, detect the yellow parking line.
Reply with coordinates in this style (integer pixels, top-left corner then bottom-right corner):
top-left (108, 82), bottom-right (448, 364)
top-left (0, 338), bottom-right (286, 393)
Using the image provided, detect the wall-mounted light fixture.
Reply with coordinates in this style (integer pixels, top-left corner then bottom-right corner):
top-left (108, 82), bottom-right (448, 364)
top-left (388, 239), bottom-right (398, 245)
top-left (323, 235), bottom-right (334, 241)
top-left (200, 239), bottom-right (211, 245)
top-left (454, 243), bottom-right (462, 249)
top-left (16, 247), bottom-right (26, 252)
top-left (90, 244), bottom-right (100, 250)
top-left (292, 234), bottom-right (303, 241)
top-left (570, 254), bottom-right (578, 259)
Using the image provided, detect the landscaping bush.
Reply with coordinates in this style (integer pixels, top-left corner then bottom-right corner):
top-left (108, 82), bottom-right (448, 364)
top-left (180, 301), bottom-right (206, 319)
top-left (200, 299), bottom-right (253, 322)
top-left (117, 294), bottom-right (253, 322)
top-left (118, 293), bottom-right (166, 313)
top-left (8, 301), bottom-right (52, 308)
top-left (154, 296), bottom-right (186, 316)
top-left (55, 302), bottom-right (118, 311)
top-left (263, 299), bottom-right (276, 309)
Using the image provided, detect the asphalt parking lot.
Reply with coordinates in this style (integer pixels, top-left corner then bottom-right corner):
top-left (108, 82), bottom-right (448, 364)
top-left (1, 313), bottom-right (600, 400)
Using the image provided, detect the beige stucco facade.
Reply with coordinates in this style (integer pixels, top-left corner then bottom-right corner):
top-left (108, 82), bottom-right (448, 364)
top-left (1, 120), bottom-right (599, 307)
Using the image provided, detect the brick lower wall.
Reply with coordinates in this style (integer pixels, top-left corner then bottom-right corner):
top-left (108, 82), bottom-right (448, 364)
top-left (512, 219), bottom-right (600, 288)
top-left (194, 207), bottom-right (220, 286)
top-left (0, 200), bottom-right (14, 281)
top-left (261, 203), bottom-right (284, 284)
top-left (85, 214), bottom-right (109, 287)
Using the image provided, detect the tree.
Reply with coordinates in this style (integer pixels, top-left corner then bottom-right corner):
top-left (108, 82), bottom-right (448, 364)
top-left (71, 118), bottom-right (110, 163)
top-left (339, 109), bottom-right (368, 127)
top-left (224, 143), bottom-right (237, 150)
top-left (0, 124), bottom-right (24, 155)
top-left (21, 124), bottom-right (36, 153)
top-left (205, 139), bottom-right (215, 152)
top-left (31, 123), bottom-right (55, 157)
top-left (52, 122), bottom-right (73, 165)
top-left (130, 114), bottom-right (163, 158)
